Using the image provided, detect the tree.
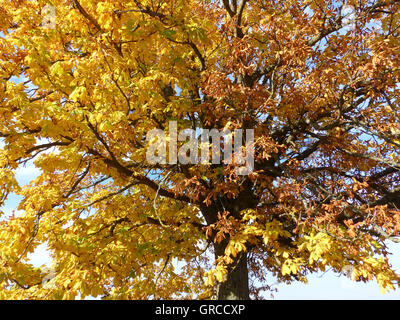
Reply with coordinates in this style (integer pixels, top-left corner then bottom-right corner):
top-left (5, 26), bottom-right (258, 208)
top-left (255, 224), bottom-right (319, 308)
top-left (0, 0), bottom-right (400, 300)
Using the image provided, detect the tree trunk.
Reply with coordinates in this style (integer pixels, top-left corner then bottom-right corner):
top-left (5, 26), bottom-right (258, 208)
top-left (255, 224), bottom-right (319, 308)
top-left (200, 200), bottom-right (254, 300)
top-left (214, 240), bottom-right (250, 300)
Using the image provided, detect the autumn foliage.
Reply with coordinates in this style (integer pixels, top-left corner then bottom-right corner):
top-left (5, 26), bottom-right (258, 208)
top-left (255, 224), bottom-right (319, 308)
top-left (0, 0), bottom-right (400, 300)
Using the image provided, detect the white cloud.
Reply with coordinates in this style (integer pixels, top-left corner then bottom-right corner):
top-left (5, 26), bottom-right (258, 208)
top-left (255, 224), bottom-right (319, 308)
top-left (15, 163), bottom-right (41, 185)
top-left (27, 243), bottom-right (52, 268)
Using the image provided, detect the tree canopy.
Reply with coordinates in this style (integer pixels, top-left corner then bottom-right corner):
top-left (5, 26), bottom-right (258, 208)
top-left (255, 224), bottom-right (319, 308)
top-left (0, 0), bottom-right (400, 300)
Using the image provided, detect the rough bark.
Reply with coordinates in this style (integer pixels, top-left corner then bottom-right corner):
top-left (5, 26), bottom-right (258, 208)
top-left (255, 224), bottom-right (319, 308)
top-left (200, 186), bottom-right (258, 300)
top-left (214, 239), bottom-right (250, 300)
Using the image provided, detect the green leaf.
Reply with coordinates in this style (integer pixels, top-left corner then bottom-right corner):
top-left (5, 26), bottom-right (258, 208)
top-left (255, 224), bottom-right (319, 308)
top-left (162, 29), bottom-right (177, 40)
